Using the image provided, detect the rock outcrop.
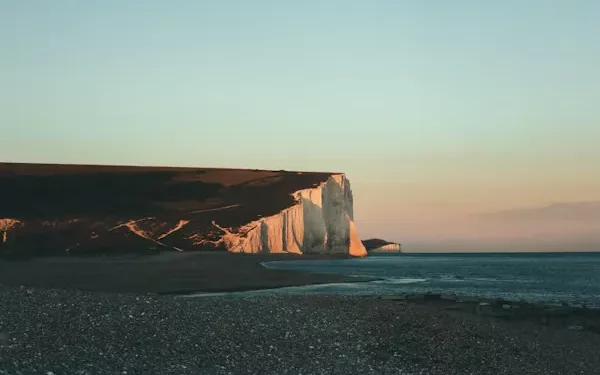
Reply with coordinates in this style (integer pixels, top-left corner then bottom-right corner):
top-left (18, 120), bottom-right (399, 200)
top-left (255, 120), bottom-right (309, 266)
top-left (0, 163), bottom-right (366, 257)
top-left (203, 175), bottom-right (366, 256)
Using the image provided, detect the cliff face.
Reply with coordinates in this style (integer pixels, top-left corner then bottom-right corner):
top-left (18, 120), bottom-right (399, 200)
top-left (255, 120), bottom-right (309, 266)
top-left (0, 163), bottom-right (366, 257)
top-left (205, 175), bottom-right (366, 256)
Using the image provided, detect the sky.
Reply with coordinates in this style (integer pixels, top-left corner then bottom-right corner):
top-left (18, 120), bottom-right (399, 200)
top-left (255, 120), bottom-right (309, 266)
top-left (2, 1), bottom-right (600, 251)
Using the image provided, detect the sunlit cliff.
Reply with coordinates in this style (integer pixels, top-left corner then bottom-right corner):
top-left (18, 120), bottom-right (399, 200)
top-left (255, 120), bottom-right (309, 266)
top-left (0, 163), bottom-right (366, 257)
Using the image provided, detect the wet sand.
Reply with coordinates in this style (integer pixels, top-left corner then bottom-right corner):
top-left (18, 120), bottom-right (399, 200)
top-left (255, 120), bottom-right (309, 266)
top-left (0, 252), bottom-right (367, 294)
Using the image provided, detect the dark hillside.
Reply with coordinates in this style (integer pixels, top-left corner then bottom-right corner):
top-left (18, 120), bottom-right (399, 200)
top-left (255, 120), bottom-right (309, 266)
top-left (0, 163), bottom-right (334, 257)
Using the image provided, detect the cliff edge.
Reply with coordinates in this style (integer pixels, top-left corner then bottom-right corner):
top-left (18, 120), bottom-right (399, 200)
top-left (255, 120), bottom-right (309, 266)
top-left (0, 163), bottom-right (366, 257)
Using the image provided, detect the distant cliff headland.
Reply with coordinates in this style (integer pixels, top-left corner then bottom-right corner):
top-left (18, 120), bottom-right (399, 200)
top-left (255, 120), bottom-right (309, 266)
top-left (0, 163), bottom-right (366, 257)
top-left (363, 238), bottom-right (402, 253)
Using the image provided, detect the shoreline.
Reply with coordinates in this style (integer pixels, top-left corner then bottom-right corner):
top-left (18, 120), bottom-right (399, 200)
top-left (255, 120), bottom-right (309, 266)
top-left (3, 252), bottom-right (600, 374)
top-left (2, 250), bottom-right (599, 322)
top-left (178, 283), bottom-right (600, 335)
top-left (2, 251), bottom-right (597, 311)
top-left (378, 292), bottom-right (600, 334)
top-left (0, 251), bottom-right (371, 294)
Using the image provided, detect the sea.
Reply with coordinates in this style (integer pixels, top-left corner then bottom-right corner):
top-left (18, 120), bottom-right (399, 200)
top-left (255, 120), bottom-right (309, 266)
top-left (190, 252), bottom-right (600, 308)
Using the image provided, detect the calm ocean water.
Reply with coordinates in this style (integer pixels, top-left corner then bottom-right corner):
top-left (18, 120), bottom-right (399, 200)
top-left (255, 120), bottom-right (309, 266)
top-left (195, 253), bottom-right (600, 308)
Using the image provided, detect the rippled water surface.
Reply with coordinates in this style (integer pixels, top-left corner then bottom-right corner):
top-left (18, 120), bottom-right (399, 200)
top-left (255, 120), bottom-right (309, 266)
top-left (196, 252), bottom-right (600, 308)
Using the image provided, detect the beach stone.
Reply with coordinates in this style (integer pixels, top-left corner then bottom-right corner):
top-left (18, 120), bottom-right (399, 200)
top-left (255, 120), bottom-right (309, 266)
top-left (380, 295), bottom-right (406, 301)
top-left (444, 305), bottom-right (463, 311)
top-left (441, 294), bottom-right (458, 301)
top-left (2, 285), bottom-right (600, 374)
top-left (424, 293), bottom-right (442, 300)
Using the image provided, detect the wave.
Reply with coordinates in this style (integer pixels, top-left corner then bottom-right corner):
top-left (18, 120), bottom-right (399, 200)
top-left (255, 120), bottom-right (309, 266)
top-left (436, 276), bottom-right (539, 285)
top-left (181, 292), bottom-right (229, 298)
top-left (437, 274), bottom-right (511, 282)
top-left (181, 281), bottom-right (369, 298)
top-left (375, 278), bottom-right (427, 285)
top-left (438, 274), bottom-right (462, 281)
top-left (292, 282), bottom-right (366, 290)
top-left (471, 277), bottom-right (501, 282)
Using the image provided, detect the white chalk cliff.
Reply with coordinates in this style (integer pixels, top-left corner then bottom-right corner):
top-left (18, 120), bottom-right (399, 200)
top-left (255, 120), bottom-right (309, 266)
top-left (203, 174), bottom-right (367, 256)
top-left (1, 165), bottom-right (367, 257)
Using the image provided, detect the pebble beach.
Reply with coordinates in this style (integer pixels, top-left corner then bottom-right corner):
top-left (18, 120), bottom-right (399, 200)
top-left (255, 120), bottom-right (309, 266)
top-left (2, 285), bottom-right (600, 375)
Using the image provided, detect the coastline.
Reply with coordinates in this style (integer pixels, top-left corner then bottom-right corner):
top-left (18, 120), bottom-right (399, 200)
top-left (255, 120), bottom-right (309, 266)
top-left (2, 252), bottom-right (600, 373)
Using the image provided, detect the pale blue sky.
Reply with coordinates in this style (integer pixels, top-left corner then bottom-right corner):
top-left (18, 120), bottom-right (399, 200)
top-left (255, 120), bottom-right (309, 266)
top-left (2, 1), bottom-right (599, 247)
